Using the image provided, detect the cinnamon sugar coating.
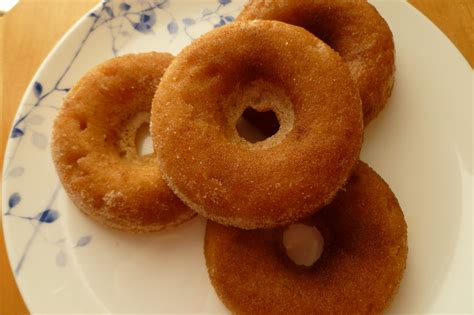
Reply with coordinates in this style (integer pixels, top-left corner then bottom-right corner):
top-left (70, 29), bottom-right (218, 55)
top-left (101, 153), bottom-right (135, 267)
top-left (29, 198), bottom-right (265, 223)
top-left (238, 0), bottom-right (396, 124)
top-left (151, 21), bottom-right (363, 229)
top-left (51, 52), bottom-right (195, 233)
top-left (205, 161), bottom-right (408, 314)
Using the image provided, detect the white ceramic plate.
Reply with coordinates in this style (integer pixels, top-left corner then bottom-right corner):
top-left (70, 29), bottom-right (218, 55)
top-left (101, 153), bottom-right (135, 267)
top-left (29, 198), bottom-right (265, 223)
top-left (2, 0), bottom-right (472, 313)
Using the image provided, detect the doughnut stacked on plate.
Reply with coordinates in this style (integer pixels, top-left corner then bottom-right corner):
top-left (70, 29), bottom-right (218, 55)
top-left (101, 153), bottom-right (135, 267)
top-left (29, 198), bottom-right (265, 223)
top-left (52, 0), bottom-right (407, 314)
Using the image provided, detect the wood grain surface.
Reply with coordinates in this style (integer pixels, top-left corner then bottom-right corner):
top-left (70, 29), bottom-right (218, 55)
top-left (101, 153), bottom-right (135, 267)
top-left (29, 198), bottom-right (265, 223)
top-left (0, 0), bottom-right (472, 314)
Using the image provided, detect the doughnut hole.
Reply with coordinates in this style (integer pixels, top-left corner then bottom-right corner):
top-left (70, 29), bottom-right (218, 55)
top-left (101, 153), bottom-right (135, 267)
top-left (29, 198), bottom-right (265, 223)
top-left (118, 112), bottom-right (153, 160)
top-left (150, 21), bottom-right (364, 229)
top-left (236, 108), bottom-right (280, 143)
top-left (135, 122), bottom-right (153, 157)
top-left (226, 80), bottom-right (294, 149)
top-left (282, 223), bottom-right (324, 267)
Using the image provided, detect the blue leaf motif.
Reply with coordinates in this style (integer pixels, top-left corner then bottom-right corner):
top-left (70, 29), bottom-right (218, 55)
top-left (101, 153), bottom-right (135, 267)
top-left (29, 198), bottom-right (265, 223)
top-left (133, 23), bottom-right (153, 33)
top-left (11, 128), bottom-right (24, 138)
top-left (182, 18), bottom-right (195, 26)
top-left (56, 250), bottom-right (67, 267)
top-left (141, 14), bottom-right (151, 23)
top-left (8, 193), bottom-right (21, 209)
top-left (143, 10), bottom-right (156, 24)
top-left (214, 19), bottom-right (226, 28)
top-left (202, 8), bottom-right (212, 16)
top-left (167, 20), bottom-right (178, 34)
top-left (32, 132), bottom-right (48, 150)
top-left (104, 6), bottom-right (114, 17)
top-left (76, 235), bottom-right (92, 247)
top-left (37, 209), bottom-right (59, 223)
top-left (119, 2), bottom-right (131, 11)
top-left (224, 16), bottom-right (234, 22)
top-left (34, 82), bottom-right (42, 98)
top-left (9, 167), bottom-right (25, 178)
top-left (89, 12), bottom-right (98, 17)
top-left (219, 0), bottom-right (231, 5)
top-left (131, 10), bottom-right (156, 34)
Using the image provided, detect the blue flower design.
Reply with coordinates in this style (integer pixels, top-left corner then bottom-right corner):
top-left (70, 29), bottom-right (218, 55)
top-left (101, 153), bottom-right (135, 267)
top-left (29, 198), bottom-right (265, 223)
top-left (11, 128), bottom-right (24, 138)
top-left (55, 235), bottom-right (93, 267)
top-left (119, 2), bottom-right (131, 11)
top-left (8, 193), bottom-right (21, 209)
top-left (37, 209), bottom-right (59, 223)
top-left (214, 18), bottom-right (226, 28)
top-left (5, 0), bottom-right (239, 277)
top-left (132, 10), bottom-right (157, 33)
top-left (76, 235), bottom-right (92, 247)
top-left (167, 20), bottom-right (179, 34)
top-left (182, 18), bottom-right (195, 26)
top-left (104, 6), bottom-right (114, 17)
top-left (33, 82), bottom-right (43, 98)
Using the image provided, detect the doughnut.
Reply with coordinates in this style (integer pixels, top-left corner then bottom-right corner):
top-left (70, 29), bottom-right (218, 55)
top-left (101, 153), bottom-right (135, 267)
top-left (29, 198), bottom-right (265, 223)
top-left (151, 20), bottom-right (363, 229)
top-left (237, 0), bottom-right (396, 124)
top-left (51, 52), bottom-right (196, 233)
top-left (205, 161), bottom-right (408, 314)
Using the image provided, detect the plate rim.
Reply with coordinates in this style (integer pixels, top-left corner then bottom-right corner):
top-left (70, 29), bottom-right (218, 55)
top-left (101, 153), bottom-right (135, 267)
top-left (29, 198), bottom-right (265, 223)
top-left (2, 1), bottom-right (107, 312)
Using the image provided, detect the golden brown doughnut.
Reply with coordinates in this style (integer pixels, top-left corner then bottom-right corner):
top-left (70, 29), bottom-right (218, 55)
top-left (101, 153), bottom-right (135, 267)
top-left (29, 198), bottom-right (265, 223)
top-left (238, 0), bottom-right (396, 124)
top-left (151, 20), bottom-right (363, 229)
top-left (205, 161), bottom-right (408, 314)
top-left (51, 52), bottom-right (195, 233)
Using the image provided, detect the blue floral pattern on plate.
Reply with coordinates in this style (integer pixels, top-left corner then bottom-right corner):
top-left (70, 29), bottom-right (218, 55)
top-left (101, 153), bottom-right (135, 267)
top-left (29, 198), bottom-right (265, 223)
top-left (2, 0), bottom-right (241, 312)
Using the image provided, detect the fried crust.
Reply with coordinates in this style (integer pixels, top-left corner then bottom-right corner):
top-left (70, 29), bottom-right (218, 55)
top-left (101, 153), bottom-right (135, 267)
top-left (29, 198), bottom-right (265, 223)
top-left (238, 0), bottom-right (396, 124)
top-left (51, 52), bottom-right (196, 233)
top-left (205, 161), bottom-right (408, 314)
top-left (151, 21), bottom-right (363, 229)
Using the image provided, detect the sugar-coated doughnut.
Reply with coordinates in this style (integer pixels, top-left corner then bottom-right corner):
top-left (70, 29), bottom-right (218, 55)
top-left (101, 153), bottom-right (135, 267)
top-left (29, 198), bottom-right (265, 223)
top-left (151, 20), bottom-right (363, 229)
top-left (205, 161), bottom-right (408, 314)
top-left (52, 52), bottom-right (195, 233)
top-left (238, 0), bottom-right (396, 124)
